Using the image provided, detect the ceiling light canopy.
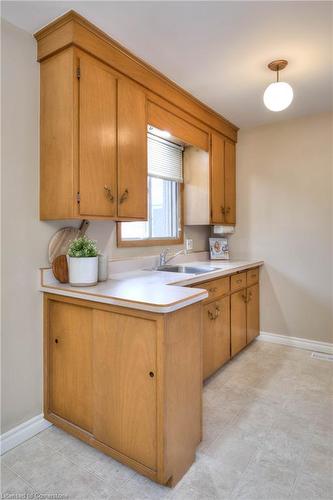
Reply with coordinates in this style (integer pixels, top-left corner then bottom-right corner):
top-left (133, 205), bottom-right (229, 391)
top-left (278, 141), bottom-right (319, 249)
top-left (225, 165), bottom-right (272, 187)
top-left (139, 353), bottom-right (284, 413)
top-left (263, 60), bottom-right (293, 112)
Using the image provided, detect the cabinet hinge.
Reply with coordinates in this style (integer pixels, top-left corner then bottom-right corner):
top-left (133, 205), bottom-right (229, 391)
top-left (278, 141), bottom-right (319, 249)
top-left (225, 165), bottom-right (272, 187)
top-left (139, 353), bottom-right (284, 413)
top-left (76, 192), bottom-right (80, 203)
top-left (76, 67), bottom-right (81, 80)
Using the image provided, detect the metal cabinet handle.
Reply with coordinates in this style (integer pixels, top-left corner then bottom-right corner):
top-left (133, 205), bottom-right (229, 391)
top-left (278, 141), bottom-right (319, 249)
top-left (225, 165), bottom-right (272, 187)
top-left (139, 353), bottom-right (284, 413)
top-left (236, 279), bottom-right (242, 284)
top-left (220, 206), bottom-right (225, 215)
top-left (104, 185), bottom-right (114, 202)
top-left (225, 207), bottom-right (231, 214)
top-left (149, 371), bottom-right (155, 378)
top-left (241, 293), bottom-right (248, 303)
top-left (209, 287), bottom-right (218, 293)
top-left (119, 189), bottom-right (129, 204)
top-left (208, 306), bottom-right (221, 320)
top-left (54, 338), bottom-right (59, 344)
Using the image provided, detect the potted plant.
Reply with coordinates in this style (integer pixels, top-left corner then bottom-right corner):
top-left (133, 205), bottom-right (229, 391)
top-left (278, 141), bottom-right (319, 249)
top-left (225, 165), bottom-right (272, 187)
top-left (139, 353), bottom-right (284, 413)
top-left (67, 236), bottom-right (99, 286)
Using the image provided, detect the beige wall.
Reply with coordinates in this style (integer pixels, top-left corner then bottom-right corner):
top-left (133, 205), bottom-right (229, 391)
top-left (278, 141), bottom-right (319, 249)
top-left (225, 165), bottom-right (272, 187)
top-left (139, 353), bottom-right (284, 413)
top-left (1, 20), bottom-right (67, 433)
top-left (0, 20), bottom-right (209, 434)
top-left (229, 112), bottom-right (333, 343)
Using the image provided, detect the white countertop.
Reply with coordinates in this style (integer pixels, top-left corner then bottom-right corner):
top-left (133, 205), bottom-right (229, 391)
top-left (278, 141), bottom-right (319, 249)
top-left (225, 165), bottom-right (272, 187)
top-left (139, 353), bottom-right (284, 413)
top-left (40, 259), bottom-right (263, 313)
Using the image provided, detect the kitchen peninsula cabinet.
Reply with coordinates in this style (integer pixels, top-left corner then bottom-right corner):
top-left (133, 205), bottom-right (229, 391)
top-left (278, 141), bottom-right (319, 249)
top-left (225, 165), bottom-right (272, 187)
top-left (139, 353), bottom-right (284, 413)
top-left (44, 294), bottom-right (202, 486)
top-left (191, 267), bottom-right (260, 379)
top-left (35, 10), bottom-right (238, 221)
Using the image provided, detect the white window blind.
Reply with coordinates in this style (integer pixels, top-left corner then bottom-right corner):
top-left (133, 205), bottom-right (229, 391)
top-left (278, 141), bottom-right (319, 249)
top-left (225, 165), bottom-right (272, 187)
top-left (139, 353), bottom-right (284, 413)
top-left (148, 134), bottom-right (183, 183)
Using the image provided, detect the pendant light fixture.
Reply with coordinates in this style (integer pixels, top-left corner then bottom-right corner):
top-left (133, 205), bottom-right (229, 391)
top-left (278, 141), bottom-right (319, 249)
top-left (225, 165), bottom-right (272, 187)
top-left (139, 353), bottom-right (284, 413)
top-left (263, 60), bottom-right (293, 112)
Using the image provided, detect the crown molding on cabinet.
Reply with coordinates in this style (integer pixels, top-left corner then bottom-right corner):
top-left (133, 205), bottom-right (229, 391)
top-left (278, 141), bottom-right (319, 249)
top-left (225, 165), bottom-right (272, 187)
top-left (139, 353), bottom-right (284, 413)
top-left (34, 10), bottom-right (238, 142)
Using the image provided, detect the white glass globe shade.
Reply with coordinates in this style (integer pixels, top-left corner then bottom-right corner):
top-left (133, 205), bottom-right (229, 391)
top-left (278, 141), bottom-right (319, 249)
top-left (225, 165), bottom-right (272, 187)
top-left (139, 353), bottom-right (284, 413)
top-left (263, 81), bottom-right (293, 111)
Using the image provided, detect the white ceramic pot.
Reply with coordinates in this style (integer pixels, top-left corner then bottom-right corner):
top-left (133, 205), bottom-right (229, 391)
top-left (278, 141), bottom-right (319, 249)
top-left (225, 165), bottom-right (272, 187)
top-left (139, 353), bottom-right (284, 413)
top-left (68, 256), bottom-right (98, 286)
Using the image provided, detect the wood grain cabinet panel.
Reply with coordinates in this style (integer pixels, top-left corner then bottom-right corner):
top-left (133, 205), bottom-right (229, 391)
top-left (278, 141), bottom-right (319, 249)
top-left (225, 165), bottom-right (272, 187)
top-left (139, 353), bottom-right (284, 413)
top-left (210, 133), bottom-right (225, 224)
top-left (40, 49), bottom-right (75, 219)
top-left (48, 301), bottom-right (93, 432)
top-left (247, 284), bottom-right (260, 344)
top-left (117, 79), bottom-right (147, 220)
top-left (231, 272), bottom-right (247, 292)
top-left (247, 268), bottom-right (259, 287)
top-left (198, 277), bottom-right (230, 303)
top-left (210, 134), bottom-right (236, 225)
top-left (224, 141), bottom-right (236, 224)
top-left (231, 290), bottom-right (247, 357)
top-left (203, 296), bottom-right (230, 379)
top-left (93, 310), bottom-right (156, 470)
top-left (79, 56), bottom-right (117, 216)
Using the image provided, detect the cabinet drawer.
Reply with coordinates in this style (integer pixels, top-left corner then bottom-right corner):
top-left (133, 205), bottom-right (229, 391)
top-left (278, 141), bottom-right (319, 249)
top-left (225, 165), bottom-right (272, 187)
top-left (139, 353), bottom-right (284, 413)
top-left (231, 272), bottom-right (247, 292)
top-left (247, 268), bottom-right (259, 287)
top-left (198, 277), bottom-right (230, 302)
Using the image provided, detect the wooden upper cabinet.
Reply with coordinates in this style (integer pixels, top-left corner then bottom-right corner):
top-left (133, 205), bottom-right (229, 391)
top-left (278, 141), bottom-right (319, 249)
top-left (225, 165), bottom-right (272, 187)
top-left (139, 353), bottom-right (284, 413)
top-left (37, 13), bottom-right (237, 221)
top-left (79, 56), bottom-right (117, 217)
top-left (40, 49), bottom-right (76, 219)
top-left (210, 134), bottom-right (236, 225)
top-left (39, 48), bottom-right (147, 220)
top-left (210, 133), bottom-right (225, 224)
top-left (224, 141), bottom-right (236, 224)
top-left (117, 79), bottom-right (147, 219)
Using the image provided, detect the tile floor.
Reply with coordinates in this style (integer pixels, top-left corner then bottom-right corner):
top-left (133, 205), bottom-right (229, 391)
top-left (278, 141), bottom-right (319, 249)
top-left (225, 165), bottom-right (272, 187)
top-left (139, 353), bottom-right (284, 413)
top-left (1, 341), bottom-right (333, 499)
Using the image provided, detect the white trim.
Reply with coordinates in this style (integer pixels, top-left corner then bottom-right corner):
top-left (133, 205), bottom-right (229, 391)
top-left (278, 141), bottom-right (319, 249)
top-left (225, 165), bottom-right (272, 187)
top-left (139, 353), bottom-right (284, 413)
top-left (0, 414), bottom-right (52, 455)
top-left (258, 331), bottom-right (333, 355)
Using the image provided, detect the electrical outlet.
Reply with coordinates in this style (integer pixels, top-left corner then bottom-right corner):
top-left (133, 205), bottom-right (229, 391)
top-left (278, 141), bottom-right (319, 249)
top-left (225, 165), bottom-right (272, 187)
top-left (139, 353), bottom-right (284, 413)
top-left (185, 239), bottom-right (193, 251)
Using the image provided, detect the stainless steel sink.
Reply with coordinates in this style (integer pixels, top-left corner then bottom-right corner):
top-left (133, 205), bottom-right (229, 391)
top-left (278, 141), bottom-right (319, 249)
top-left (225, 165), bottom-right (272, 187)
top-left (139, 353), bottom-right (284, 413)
top-left (156, 265), bottom-right (219, 275)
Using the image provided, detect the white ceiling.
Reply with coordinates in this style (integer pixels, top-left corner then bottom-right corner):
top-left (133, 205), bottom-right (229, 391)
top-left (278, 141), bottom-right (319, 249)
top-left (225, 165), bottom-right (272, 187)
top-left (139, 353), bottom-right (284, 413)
top-left (2, 1), bottom-right (332, 128)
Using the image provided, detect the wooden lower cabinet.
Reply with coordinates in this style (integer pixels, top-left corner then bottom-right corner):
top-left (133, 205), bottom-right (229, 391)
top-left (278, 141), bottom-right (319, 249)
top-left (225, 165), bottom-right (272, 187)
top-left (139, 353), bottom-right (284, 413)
top-left (230, 290), bottom-right (247, 357)
top-left (203, 296), bottom-right (230, 379)
top-left (48, 301), bottom-right (93, 432)
top-left (93, 309), bottom-right (157, 470)
top-left (246, 283), bottom-right (260, 343)
top-left (44, 294), bottom-right (202, 486)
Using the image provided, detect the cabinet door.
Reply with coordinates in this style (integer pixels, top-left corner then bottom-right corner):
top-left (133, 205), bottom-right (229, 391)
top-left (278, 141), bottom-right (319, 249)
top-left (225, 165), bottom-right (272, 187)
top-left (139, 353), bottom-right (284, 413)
top-left (117, 79), bottom-right (147, 219)
top-left (247, 284), bottom-right (259, 343)
top-left (79, 56), bottom-right (117, 216)
top-left (224, 141), bottom-right (236, 224)
top-left (231, 290), bottom-right (247, 357)
top-left (40, 49), bottom-right (76, 219)
top-left (48, 301), bottom-right (93, 432)
top-left (210, 133), bottom-right (225, 224)
top-left (93, 310), bottom-right (157, 470)
top-left (203, 296), bottom-right (230, 379)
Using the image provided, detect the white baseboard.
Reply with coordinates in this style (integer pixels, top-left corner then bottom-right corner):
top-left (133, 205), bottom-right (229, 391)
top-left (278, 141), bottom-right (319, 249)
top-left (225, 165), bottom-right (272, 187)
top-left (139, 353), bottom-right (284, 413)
top-left (258, 331), bottom-right (333, 355)
top-left (0, 414), bottom-right (52, 455)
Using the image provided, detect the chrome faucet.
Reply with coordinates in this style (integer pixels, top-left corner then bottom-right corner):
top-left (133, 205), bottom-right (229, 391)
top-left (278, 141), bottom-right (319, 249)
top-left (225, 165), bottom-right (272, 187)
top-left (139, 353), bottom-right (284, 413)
top-left (159, 248), bottom-right (185, 267)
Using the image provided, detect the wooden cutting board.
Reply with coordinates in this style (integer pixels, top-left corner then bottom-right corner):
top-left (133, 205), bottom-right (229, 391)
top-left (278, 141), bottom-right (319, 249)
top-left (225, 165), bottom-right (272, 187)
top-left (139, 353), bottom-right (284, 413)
top-left (48, 220), bottom-right (89, 264)
top-left (52, 255), bottom-right (69, 283)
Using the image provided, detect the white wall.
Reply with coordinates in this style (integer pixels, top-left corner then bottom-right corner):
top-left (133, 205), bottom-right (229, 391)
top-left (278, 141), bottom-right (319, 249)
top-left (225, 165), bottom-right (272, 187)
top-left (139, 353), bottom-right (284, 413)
top-left (0, 20), bottom-right (209, 434)
top-left (229, 112), bottom-right (333, 343)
